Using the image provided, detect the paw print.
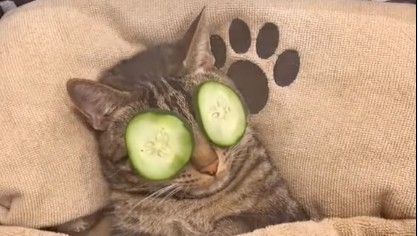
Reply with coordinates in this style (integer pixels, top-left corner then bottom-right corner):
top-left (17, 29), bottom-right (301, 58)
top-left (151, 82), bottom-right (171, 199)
top-left (210, 19), bottom-right (300, 114)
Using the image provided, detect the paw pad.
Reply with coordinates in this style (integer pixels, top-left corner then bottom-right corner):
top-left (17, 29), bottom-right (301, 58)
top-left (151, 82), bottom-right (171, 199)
top-left (227, 60), bottom-right (269, 114)
top-left (210, 19), bottom-right (301, 114)
top-left (210, 35), bottom-right (227, 69)
top-left (274, 49), bottom-right (300, 87)
top-left (256, 22), bottom-right (279, 59)
top-left (229, 19), bottom-right (252, 54)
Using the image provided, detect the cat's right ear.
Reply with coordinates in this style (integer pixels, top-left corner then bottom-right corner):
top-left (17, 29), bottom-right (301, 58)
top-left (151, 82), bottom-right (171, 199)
top-left (180, 7), bottom-right (215, 74)
top-left (66, 79), bottom-right (129, 131)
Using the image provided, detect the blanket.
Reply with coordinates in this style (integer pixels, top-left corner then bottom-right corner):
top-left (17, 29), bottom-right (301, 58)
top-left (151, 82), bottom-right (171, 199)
top-left (0, 0), bottom-right (415, 235)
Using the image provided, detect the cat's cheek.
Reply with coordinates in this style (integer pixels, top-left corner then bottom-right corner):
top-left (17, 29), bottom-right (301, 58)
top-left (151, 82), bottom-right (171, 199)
top-left (111, 146), bottom-right (128, 162)
top-left (213, 150), bottom-right (230, 178)
top-left (185, 175), bottom-right (215, 191)
top-left (99, 133), bottom-right (127, 162)
top-left (216, 162), bottom-right (229, 179)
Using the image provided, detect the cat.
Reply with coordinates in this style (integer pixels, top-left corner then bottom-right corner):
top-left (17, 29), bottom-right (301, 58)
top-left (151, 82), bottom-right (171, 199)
top-left (65, 9), bottom-right (309, 236)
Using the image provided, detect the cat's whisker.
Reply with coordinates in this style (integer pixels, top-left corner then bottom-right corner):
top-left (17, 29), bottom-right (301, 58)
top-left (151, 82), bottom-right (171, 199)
top-left (122, 184), bottom-right (178, 222)
top-left (144, 184), bottom-right (178, 204)
top-left (123, 185), bottom-right (177, 225)
top-left (232, 152), bottom-right (249, 159)
top-left (153, 185), bottom-right (182, 208)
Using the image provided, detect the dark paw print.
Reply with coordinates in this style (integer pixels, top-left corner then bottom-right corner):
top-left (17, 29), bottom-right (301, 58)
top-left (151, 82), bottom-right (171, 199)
top-left (210, 19), bottom-right (300, 114)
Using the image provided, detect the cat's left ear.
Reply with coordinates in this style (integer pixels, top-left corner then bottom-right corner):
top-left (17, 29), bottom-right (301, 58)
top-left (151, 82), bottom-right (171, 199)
top-left (67, 79), bottom-right (129, 131)
top-left (181, 8), bottom-right (215, 74)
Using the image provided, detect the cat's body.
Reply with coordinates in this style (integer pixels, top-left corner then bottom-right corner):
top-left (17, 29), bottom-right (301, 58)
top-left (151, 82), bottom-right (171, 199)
top-left (65, 9), bottom-right (308, 236)
top-left (110, 126), bottom-right (306, 235)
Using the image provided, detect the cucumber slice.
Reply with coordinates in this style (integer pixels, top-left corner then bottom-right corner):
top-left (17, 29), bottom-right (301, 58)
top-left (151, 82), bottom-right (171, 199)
top-left (125, 111), bottom-right (193, 180)
top-left (195, 81), bottom-right (247, 147)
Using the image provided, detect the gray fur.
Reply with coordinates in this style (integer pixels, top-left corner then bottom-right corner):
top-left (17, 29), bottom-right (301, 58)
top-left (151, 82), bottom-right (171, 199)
top-left (66, 9), bottom-right (308, 236)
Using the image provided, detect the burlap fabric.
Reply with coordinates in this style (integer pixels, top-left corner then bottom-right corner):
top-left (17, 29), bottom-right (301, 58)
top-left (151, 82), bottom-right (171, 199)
top-left (0, 0), bottom-right (415, 235)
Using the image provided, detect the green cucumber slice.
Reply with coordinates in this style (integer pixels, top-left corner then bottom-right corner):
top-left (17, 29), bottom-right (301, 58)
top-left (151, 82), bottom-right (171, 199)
top-left (195, 81), bottom-right (247, 147)
top-left (125, 111), bottom-right (193, 180)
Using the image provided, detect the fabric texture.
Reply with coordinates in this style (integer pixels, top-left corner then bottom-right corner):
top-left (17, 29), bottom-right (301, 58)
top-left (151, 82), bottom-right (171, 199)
top-left (0, 226), bottom-right (64, 236)
top-left (0, 0), bottom-right (415, 235)
top-left (0, 0), bottom-right (416, 19)
top-left (242, 217), bottom-right (416, 236)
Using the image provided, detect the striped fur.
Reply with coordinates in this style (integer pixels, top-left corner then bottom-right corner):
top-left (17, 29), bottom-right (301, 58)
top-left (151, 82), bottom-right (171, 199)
top-left (66, 10), bottom-right (308, 235)
top-left (85, 69), bottom-right (308, 235)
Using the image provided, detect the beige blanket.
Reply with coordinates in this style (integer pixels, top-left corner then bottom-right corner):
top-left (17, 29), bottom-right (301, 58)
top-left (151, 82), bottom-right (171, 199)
top-left (0, 0), bottom-right (415, 235)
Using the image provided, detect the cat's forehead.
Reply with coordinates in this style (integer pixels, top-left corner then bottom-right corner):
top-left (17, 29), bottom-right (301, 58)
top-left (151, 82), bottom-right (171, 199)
top-left (134, 72), bottom-right (237, 104)
top-left (145, 73), bottom-right (210, 91)
top-left (185, 71), bottom-right (238, 91)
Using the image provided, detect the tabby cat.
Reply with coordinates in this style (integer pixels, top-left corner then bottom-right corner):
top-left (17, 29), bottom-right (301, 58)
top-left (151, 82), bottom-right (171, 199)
top-left (66, 9), bottom-right (308, 236)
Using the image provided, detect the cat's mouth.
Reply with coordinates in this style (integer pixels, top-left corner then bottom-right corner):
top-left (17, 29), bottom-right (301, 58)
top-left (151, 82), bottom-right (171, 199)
top-left (175, 156), bottom-right (247, 199)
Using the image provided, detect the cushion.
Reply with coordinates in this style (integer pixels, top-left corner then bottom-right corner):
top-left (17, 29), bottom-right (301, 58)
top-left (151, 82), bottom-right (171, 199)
top-left (0, 0), bottom-right (415, 235)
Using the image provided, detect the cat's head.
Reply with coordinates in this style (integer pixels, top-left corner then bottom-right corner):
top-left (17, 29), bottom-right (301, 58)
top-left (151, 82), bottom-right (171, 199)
top-left (66, 9), bottom-right (258, 198)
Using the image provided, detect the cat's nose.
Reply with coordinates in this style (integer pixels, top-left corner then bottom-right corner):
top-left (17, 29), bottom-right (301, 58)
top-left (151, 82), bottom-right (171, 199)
top-left (191, 131), bottom-right (219, 176)
top-left (198, 159), bottom-right (219, 176)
